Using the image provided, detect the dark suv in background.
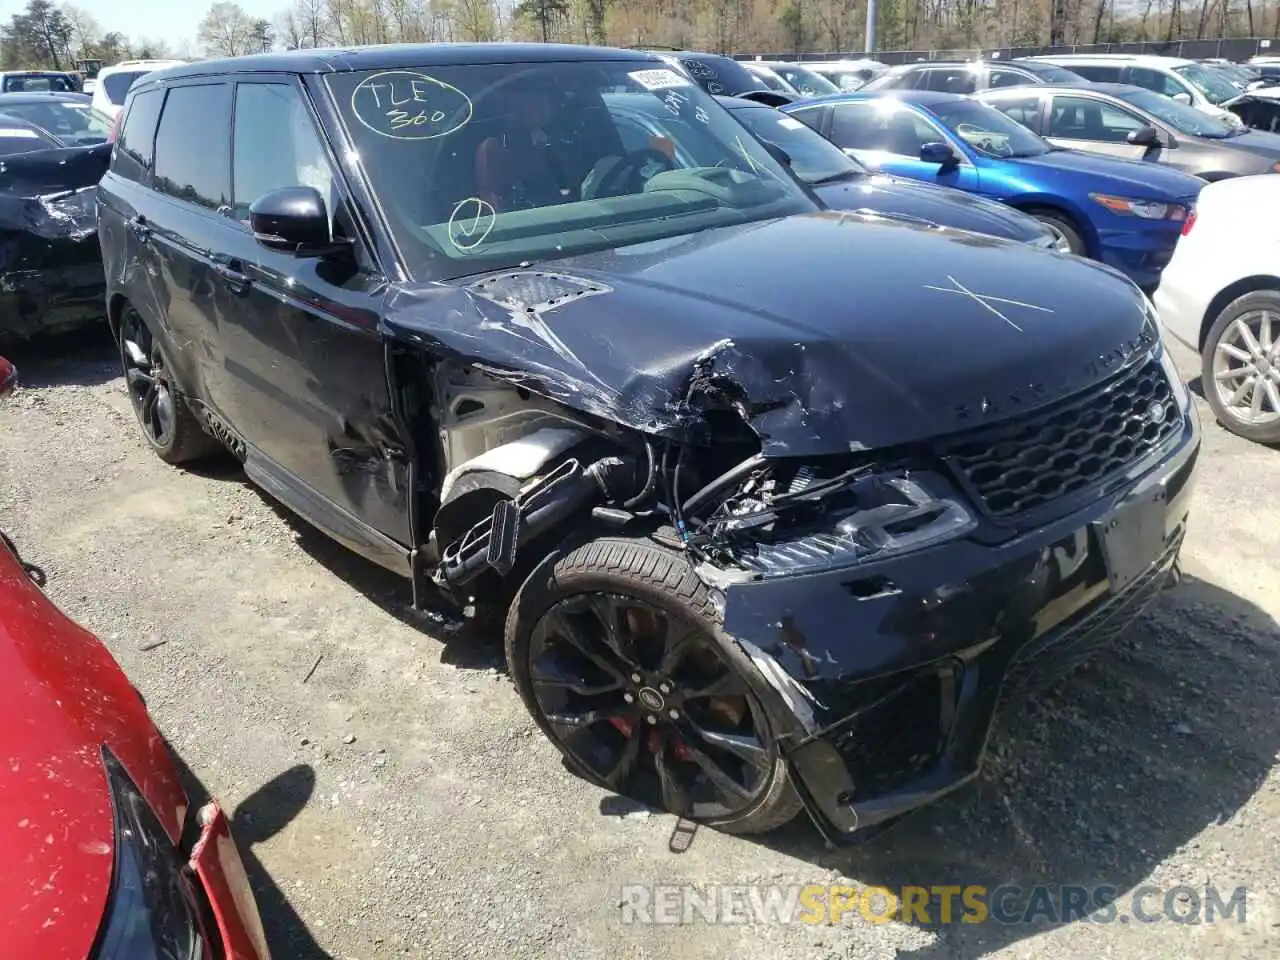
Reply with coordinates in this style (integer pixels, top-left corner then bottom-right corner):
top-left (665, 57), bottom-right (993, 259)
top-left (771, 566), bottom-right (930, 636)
top-left (97, 44), bottom-right (1198, 841)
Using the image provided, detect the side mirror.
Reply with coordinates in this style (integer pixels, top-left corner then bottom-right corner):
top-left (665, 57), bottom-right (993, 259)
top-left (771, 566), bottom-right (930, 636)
top-left (1170, 91), bottom-right (1194, 105)
top-left (1126, 125), bottom-right (1164, 147)
top-left (919, 141), bottom-right (958, 166)
top-left (249, 186), bottom-right (345, 256)
top-left (0, 357), bottom-right (16, 400)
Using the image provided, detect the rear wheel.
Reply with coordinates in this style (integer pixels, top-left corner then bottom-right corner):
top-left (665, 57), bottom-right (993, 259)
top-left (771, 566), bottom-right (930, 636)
top-left (505, 536), bottom-right (802, 835)
top-left (119, 307), bottom-right (223, 464)
top-left (1202, 290), bottom-right (1280, 444)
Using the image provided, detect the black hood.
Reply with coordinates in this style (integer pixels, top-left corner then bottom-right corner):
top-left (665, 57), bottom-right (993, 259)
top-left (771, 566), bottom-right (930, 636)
top-left (812, 173), bottom-right (1052, 244)
top-left (384, 212), bottom-right (1156, 457)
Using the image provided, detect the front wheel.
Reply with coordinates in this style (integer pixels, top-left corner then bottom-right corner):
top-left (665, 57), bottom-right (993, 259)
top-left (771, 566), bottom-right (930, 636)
top-left (1201, 290), bottom-right (1280, 444)
top-left (505, 536), bottom-right (802, 835)
top-left (1030, 209), bottom-right (1086, 255)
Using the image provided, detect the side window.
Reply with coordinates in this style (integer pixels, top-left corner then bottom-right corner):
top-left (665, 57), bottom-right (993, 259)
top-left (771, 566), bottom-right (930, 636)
top-left (1050, 97), bottom-right (1145, 142)
top-left (884, 68), bottom-right (922, 89)
top-left (1127, 67), bottom-right (1182, 97)
top-left (831, 102), bottom-right (941, 158)
top-left (924, 68), bottom-right (977, 94)
top-left (113, 88), bottom-right (163, 183)
top-left (231, 82), bottom-right (333, 221)
top-left (990, 95), bottom-right (1043, 131)
top-left (787, 105), bottom-right (827, 135)
top-left (988, 68), bottom-right (1032, 89)
top-left (153, 83), bottom-right (232, 210)
top-left (1071, 64), bottom-right (1123, 83)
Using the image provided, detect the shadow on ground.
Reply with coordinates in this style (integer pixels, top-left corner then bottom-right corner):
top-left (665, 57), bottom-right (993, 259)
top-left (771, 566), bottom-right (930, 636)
top-left (169, 750), bottom-right (332, 959)
top-left (1, 325), bottom-right (118, 387)
top-left (742, 573), bottom-right (1279, 957)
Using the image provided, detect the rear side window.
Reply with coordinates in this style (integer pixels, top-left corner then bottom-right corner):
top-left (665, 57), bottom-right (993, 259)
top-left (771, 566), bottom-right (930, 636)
top-left (1127, 67), bottom-right (1184, 98)
top-left (988, 68), bottom-right (1033, 89)
top-left (990, 94), bottom-right (1043, 130)
top-left (923, 68), bottom-right (977, 94)
top-left (231, 82), bottom-right (333, 220)
top-left (103, 70), bottom-right (149, 105)
top-left (113, 88), bottom-right (163, 182)
top-left (153, 83), bottom-right (231, 210)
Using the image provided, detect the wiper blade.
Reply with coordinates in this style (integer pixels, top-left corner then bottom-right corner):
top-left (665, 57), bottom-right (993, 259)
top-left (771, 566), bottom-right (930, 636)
top-left (810, 169), bottom-right (865, 185)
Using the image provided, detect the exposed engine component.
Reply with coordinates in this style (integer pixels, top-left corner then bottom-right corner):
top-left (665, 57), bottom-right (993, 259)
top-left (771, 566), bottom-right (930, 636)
top-left (438, 427), bottom-right (587, 505)
top-left (436, 456), bottom-right (637, 587)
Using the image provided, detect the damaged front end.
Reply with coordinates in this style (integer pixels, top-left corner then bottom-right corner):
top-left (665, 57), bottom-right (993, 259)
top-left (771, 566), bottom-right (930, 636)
top-left (383, 218), bottom-right (1200, 837)
top-left (0, 143), bottom-right (109, 341)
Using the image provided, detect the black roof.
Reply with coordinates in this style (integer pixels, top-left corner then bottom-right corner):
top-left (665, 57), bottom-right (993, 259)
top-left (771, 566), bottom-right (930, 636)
top-left (147, 42), bottom-right (662, 82)
top-left (0, 92), bottom-right (90, 104)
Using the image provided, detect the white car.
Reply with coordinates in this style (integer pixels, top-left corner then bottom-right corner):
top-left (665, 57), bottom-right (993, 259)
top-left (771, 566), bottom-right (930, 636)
top-left (92, 59), bottom-right (186, 120)
top-left (1154, 175), bottom-right (1280, 443)
top-left (1025, 54), bottom-right (1245, 128)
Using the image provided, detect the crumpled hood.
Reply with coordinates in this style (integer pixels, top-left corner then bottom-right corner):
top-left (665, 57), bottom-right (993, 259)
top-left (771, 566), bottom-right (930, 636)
top-left (1012, 149), bottom-right (1205, 200)
top-left (813, 173), bottom-right (1052, 243)
top-left (0, 539), bottom-right (186, 957)
top-left (384, 211), bottom-right (1156, 456)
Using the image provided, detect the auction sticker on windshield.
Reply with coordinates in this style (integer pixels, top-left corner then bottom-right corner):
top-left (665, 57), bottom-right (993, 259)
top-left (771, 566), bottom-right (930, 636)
top-left (629, 69), bottom-right (691, 91)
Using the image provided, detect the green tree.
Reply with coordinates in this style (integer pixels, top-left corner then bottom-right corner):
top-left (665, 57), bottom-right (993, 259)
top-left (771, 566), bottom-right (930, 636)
top-left (515, 0), bottom-right (569, 41)
top-left (0, 0), bottom-right (73, 69)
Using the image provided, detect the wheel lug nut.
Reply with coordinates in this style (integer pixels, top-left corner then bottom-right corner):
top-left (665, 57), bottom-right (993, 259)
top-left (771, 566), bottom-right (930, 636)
top-left (646, 715), bottom-right (657, 725)
top-left (668, 709), bottom-right (679, 720)
top-left (623, 693), bottom-right (634, 703)
top-left (658, 683), bottom-right (671, 694)
top-left (631, 673), bottom-right (642, 683)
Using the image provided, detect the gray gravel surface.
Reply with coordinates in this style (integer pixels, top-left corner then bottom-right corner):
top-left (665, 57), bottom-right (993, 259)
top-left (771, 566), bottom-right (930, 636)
top-left (1, 330), bottom-right (1278, 959)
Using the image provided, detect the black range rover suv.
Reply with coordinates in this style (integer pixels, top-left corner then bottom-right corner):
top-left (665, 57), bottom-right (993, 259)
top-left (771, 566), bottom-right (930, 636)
top-left (98, 43), bottom-right (1200, 840)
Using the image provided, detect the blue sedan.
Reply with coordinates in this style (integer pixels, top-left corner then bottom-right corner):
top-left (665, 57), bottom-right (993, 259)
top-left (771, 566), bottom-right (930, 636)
top-left (782, 90), bottom-right (1206, 289)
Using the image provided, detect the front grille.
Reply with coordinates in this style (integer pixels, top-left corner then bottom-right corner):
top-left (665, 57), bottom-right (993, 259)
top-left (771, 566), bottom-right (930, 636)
top-left (938, 357), bottom-right (1180, 520)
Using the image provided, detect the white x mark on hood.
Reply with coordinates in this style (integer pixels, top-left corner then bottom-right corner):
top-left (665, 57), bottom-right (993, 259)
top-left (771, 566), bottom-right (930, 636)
top-left (924, 274), bottom-right (1054, 333)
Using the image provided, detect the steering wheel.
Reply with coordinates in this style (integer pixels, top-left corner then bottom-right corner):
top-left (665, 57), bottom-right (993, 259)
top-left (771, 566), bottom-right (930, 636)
top-left (956, 122), bottom-right (1013, 158)
top-left (581, 148), bottom-right (676, 200)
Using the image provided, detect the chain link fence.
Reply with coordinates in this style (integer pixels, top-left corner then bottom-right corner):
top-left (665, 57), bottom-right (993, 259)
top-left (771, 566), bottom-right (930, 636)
top-left (734, 37), bottom-right (1278, 64)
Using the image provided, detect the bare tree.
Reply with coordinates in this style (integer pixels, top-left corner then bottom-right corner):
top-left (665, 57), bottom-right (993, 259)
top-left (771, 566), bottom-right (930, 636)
top-left (198, 1), bottom-right (258, 55)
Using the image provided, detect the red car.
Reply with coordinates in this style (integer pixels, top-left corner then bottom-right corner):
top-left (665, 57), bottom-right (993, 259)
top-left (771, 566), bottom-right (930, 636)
top-left (0, 356), bottom-right (271, 959)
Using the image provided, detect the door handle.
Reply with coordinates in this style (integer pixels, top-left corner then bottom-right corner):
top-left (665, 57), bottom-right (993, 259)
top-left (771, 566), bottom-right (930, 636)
top-left (127, 215), bottom-right (151, 242)
top-left (212, 255), bottom-right (251, 295)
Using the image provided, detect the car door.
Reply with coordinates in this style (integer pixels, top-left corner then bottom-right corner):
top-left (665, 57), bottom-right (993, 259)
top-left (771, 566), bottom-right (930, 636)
top-left (216, 76), bottom-right (411, 555)
top-left (823, 100), bottom-right (979, 190)
top-left (138, 80), bottom-right (238, 404)
top-left (1043, 93), bottom-right (1154, 162)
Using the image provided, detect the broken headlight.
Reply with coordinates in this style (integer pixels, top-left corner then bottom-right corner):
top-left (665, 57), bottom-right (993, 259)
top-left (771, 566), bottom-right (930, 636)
top-left (92, 749), bottom-right (206, 960)
top-left (697, 464), bottom-right (977, 574)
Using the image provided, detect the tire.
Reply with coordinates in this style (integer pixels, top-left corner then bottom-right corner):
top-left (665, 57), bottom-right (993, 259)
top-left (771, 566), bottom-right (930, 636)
top-left (118, 306), bottom-right (224, 465)
top-left (1030, 209), bottom-right (1086, 255)
top-left (505, 535), bottom-right (803, 835)
top-left (1200, 289), bottom-right (1280, 445)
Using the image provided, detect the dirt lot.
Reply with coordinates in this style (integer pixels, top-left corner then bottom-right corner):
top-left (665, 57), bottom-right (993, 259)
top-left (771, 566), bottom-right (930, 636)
top-left (1, 329), bottom-right (1278, 960)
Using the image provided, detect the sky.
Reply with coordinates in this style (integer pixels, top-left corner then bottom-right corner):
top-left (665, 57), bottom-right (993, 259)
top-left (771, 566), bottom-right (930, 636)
top-left (70, 0), bottom-right (284, 53)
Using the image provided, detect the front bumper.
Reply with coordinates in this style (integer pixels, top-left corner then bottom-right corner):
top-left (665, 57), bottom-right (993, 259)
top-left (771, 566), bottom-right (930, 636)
top-left (714, 408), bottom-right (1200, 839)
top-left (1096, 224), bottom-right (1182, 293)
top-left (188, 802), bottom-right (272, 960)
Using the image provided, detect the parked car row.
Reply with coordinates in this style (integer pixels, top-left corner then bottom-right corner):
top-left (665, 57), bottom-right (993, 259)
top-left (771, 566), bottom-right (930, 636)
top-left (1, 38), bottom-right (1276, 953)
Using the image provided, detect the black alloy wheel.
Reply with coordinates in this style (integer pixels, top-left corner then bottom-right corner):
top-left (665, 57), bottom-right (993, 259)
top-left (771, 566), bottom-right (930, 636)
top-left (119, 308), bottom-right (221, 464)
top-left (507, 537), bottom-right (802, 834)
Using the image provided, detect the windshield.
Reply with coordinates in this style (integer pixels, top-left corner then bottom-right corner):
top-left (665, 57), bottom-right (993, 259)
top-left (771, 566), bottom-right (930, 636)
top-left (1173, 63), bottom-right (1240, 105)
top-left (816, 68), bottom-right (868, 91)
top-left (677, 56), bottom-right (768, 95)
top-left (1112, 86), bottom-right (1237, 137)
top-left (0, 100), bottom-right (111, 143)
top-left (748, 66), bottom-right (791, 92)
top-left (102, 70), bottom-right (150, 105)
top-left (729, 104), bottom-right (864, 183)
top-left (2, 73), bottom-right (75, 92)
top-left (930, 99), bottom-right (1051, 157)
top-left (328, 61), bottom-right (814, 282)
top-left (773, 65), bottom-right (840, 97)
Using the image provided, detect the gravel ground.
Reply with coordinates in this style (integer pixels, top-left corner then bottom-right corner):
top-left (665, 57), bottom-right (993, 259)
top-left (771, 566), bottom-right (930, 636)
top-left (1, 329), bottom-right (1278, 960)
